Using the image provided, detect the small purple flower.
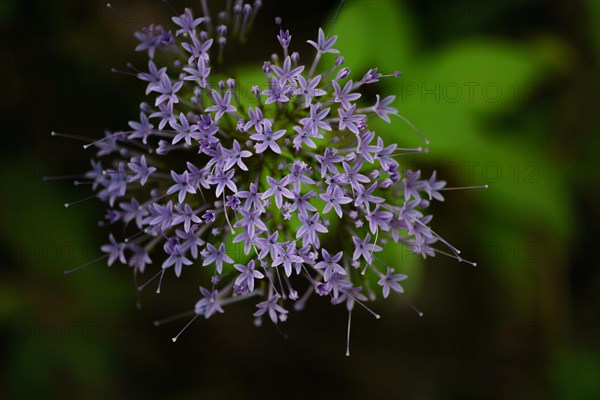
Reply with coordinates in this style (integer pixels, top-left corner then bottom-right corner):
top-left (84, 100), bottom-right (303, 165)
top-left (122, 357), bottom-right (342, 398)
top-left (377, 267), bottom-right (407, 298)
top-left (202, 243), bottom-right (234, 274)
top-left (209, 168), bottom-right (237, 197)
top-left (254, 294), bottom-right (288, 324)
top-left (273, 242), bottom-right (304, 277)
top-left (307, 27), bottom-right (339, 54)
top-left (205, 89), bottom-right (236, 121)
top-left (101, 234), bottom-right (126, 266)
top-left (234, 260), bottom-right (264, 292)
top-left (167, 171), bottom-right (196, 203)
top-left (320, 187), bottom-right (352, 218)
top-left (338, 104), bottom-right (366, 135)
top-left (223, 140), bottom-right (252, 171)
top-left (314, 249), bottom-right (345, 281)
top-left (163, 244), bottom-right (192, 277)
top-left (373, 95), bottom-right (398, 123)
top-left (172, 8), bottom-right (204, 36)
top-left (235, 208), bottom-right (268, 237)
top-left (262, 78), bottom-right (291, 104)
top-left (250, 126), bottom-right (286, 154)
top-left (128, 112), bottom-right (154, 143)
top-left (424, 171), bottom-right (447, 202)
top-left (262, 177), bottom-right (294, 208)
top-left (154, 74), bottom-right (183, 106)
top-left (352, 234), bottom-right (382, 264)
top-left (170, 113), bottom-right (199, 145)
top-left (172, 204), bottom-right (202, 232)
top-left (297, 212), bottom-right (328, 248)
top-left (294, 75), bottom-right (326, 107)
top-left (272, 56), bottom-right (305, 84)
top-left (128, 155), bottom-right (156, 186)
top-left (332, 80), bottom-right (361, 110)
top-left (195, 287), bottom-right (224, 318)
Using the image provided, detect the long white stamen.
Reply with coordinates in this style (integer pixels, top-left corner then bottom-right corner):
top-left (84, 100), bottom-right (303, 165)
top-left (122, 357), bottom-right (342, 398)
top-left (393, 113), bottom-right (429, 144)
top-left (64, 254), bottom-right (108, 275)
top-left (345, 308), bottom-right (352, 356)
top-left (171, 313), bottom-right (201, 342)
top-left (50, 131), bottom-right (89, 141)
top-left (400, 295), bottom-right (423, 317)
top-left (154, 309), bottom-right (195, 326)
top-left (64, 194), bottom-right (97, 208)
top-left (439, 185), bottom-right (489, 191)
top-left (137, 269), bottom-right (163, 292)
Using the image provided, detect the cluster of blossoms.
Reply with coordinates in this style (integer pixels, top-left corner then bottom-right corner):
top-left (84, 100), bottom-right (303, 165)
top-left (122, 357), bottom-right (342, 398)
top-left (57, 1), bottom-right (481, 355)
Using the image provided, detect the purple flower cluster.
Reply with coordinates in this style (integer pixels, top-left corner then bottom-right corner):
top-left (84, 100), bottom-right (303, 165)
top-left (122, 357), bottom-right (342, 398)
top-left (58, 2), bottom-right (483, 355)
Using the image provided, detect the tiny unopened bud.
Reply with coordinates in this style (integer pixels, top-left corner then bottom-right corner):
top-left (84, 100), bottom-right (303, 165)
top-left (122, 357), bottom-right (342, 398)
top-left (227, 78), bottom-right (236, 90)
top-left (217, 24), bottom-right (227, 37)
top-left (336, 67), bottom-right (350, 80)
top-left (380, 178), bottom-right (393, 189)
top-left (369, 170), bottom-right (380, 180)
top-left (262, 61), bottom-right (271, 73)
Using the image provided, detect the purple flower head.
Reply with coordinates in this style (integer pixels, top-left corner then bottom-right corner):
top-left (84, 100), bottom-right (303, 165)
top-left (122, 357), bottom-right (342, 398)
top-left (59, 2), bottom-right (484, 354)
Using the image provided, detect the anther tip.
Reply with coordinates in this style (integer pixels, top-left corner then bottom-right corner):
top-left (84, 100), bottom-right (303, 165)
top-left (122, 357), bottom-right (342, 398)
top-left (418, 312), bottom-right (424, 317)
top-left (64, 203), bottom-right (70, 208)
top-left (375, 314), bottom-right (381, 320)
top-left (345, 351), bottom-right (350, 357)
top-left (484, 184), bottom-right (489, 189)
top-left (63, 270), bottom-right (70, 276)
top-left (50, 131), bottom-right (56, 136)
top-left (473, 262), bottom-right (478, 267)
top-left (171, 337), bottom-right (177, 343)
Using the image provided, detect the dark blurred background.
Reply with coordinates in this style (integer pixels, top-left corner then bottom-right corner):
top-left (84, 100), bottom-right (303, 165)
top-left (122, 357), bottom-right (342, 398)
top-left (1, 0), bottom-right (599, 399)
